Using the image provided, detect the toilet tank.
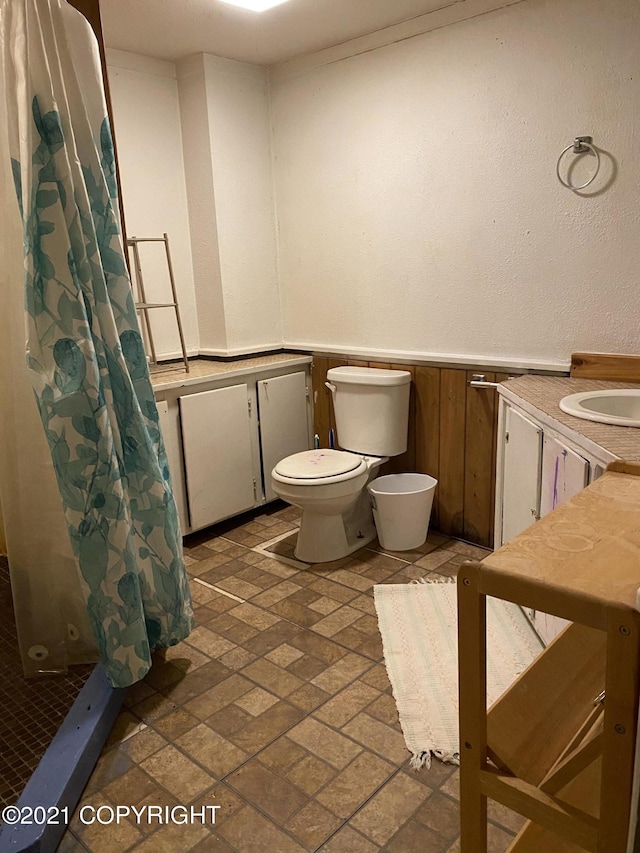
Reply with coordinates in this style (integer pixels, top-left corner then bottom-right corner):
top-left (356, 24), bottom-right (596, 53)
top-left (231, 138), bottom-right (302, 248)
top-left (326, 366), bottom-right (411, 457)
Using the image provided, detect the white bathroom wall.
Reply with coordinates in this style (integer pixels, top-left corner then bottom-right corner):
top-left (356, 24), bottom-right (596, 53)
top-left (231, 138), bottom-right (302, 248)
top-left (106, 49), bottom-right (199, 358)
top-left (203, 55), bottom-right (282, 355)
top-left (176, 54), bottom-right (228, 353)
top-left (177, 54), bottom-right (282, 356)
top-left (270, 0), bottom-right (640, 368)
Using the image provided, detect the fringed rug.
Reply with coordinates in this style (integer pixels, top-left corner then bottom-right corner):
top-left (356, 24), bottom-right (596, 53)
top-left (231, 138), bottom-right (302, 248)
top-left (374, 579), bottom-right (543, 769)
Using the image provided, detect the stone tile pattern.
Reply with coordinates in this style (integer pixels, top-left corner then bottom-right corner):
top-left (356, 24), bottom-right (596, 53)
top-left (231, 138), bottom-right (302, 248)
top-left (150, 354), bottom-right (310, 393)
top-left (60, 507), bottom-right (522, 852)
top-left (0, 557), bottom-right (93, 808)
top-left (503, 374), bottom-right (640, 460)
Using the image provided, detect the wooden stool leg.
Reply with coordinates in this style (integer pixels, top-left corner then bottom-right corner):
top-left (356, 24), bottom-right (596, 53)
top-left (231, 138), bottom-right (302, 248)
top-left (599, 608), bottom-right (640, 852)
top-left (458, 564), bottom-right (488, 852)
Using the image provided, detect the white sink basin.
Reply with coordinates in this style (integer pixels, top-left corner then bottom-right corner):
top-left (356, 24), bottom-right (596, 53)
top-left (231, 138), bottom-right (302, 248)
top-left (559, 390), bottom-right (640, 427)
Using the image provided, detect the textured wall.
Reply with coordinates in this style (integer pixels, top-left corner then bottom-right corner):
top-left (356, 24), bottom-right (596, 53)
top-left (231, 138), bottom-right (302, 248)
top-left (202, 55), bottom-right (282, 354)
top-left (177, 54), bottom-right (228, 353)
top-left (270, 0), bottom-right (640, 366)
top-left (176, 54), bottom-right (283, 355)
top-left (106, 50), bottom-right (200, 357)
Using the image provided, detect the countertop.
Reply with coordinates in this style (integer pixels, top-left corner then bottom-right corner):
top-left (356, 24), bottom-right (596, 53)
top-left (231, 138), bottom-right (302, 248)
top-left (499, 374), bottom-right (640, 462)
top-left (150, 353), bottom-right (312, 393)
top-left (481, 463), bottom-right (640, 611)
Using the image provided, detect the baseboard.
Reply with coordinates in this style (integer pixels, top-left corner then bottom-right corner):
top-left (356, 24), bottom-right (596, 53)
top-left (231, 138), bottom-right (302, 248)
top-left (154, 347), bottom-right (200, 362)
top-left (282, 342), bottom-right (570, 374)
top-left (198, 343), bottom-right (285, 358)
top-left (154, 342), bottom-right (569, 374)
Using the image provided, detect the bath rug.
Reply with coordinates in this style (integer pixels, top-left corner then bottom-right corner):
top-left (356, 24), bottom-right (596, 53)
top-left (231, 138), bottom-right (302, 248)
top-left (373, 578), bottom-right (543, 769)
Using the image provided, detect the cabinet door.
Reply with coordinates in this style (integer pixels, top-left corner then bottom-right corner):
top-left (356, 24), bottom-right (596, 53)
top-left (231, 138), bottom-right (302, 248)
top-left (179, 385), bottom-right (256, 530)
top-left (540, 435), bottom-right (589, 518)
top-left (501, 406), bottom-right (543, 544)
top-left (536, 436), bottom-right (589, 644)
top-left (258, 372), bottom-right (310, 501)
top-left (156, 399), bottom-right (189, 534)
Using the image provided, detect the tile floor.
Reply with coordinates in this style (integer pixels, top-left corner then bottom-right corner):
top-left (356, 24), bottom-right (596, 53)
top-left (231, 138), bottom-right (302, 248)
top-left (58, 505), bottom-right (523, 852)
top-left (0, 557), bottom-right (93, 808)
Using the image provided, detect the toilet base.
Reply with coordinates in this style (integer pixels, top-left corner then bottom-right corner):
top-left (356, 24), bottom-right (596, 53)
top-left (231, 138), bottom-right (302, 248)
top-left (294, 490), bottom-right (377, 563)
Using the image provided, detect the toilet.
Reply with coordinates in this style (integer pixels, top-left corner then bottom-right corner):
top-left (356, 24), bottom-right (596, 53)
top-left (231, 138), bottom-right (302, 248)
top-left (271, 366), bottom-right (411, 563)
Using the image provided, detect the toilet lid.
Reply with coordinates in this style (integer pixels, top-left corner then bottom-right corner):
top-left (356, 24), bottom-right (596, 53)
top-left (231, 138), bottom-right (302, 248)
top-left (274, 449), bottom-right (362, 480)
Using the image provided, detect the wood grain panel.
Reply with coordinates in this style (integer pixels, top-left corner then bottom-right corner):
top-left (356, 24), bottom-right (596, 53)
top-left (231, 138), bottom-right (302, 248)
top-left (312, 355), bottom-right (504, 546)
top-left (439, 369), bottom-right (467, 538)
top-left (415, 368), bottom-right (441, 479)
top-left (415, 367), bottom-right (441, 528)
top-left (463, 371), bottom-right (497, 547)
top-left (311, 357), bottom-right (330, 448)
top-left (327, 358), bottom-right (347, 446)
top-left (387, 364), bottom-right (416, 473)
top-left (490, 373), bottom-right (511, 546)
top-left (570, 352), bottom-right (640, 382)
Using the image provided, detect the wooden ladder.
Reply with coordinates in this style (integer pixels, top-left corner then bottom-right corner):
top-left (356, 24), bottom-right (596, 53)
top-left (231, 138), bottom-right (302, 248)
top-left (127, 233), bottom-right (189, 373)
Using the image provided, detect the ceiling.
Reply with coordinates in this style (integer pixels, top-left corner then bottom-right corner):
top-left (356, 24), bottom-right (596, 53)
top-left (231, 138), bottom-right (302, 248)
top-left (100, 0), bottom-right (457, 67)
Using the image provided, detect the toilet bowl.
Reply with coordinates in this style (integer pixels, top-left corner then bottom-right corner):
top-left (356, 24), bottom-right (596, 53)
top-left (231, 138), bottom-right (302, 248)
top-left (271, 366), bottom-right (412, 564)
top-left (271, 449), bottom-right (387, 563)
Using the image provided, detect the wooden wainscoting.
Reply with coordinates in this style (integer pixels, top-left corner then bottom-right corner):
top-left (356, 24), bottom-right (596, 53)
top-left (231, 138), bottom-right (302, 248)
top-left (570, 351), bottom-right (640, 382)
top-left (312, 357), bottom-right (511, 549)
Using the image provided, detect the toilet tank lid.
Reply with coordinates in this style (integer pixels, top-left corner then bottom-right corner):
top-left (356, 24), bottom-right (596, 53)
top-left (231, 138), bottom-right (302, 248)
top-left (326, 366), bottom-right (411, 386)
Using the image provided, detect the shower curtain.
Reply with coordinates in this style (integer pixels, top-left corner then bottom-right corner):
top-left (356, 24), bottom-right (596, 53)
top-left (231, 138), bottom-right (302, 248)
top-left (0, 0), bottom-right (193, 687)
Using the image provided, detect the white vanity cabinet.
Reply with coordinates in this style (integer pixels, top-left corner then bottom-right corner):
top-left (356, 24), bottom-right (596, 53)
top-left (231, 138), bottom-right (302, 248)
top-left (539, 433), bottom-right (589, 518)
top-left (495, 389), bottom-right (612, 644)
top-left (157, 399), bottom-right (190, 533)
top-left (496, 397), bottom-right (610, 549)
top-left (500, 406), bottom-right (543, 544)
top-left (153, 357), bottom-right (313, 534)
top-left (180, 384), bottom-right (259, 530)
top-left (258, 372), bottom-right (310, 502)
top-left (501, 419), bottom-right (591, 545)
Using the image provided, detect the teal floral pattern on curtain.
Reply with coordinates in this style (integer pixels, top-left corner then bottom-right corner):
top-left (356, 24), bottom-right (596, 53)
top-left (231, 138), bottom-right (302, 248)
top-left (3, 0), bottom-right (193, 686)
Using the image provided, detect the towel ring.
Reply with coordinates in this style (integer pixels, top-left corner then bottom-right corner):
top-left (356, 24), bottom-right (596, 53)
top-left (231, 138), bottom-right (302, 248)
top-left (556, 136), bottom-right (600, 190)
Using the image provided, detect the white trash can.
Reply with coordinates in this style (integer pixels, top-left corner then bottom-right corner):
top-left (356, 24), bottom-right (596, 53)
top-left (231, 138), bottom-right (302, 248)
top-left (367, 473), bottom-right (438, 551)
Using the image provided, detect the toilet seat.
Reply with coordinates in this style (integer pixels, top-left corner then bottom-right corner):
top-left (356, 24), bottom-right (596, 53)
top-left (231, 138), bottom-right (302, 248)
top-left (273, 449), bottom-right (367, 486)
top-left (275, 449), bottom-right (360, 479)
